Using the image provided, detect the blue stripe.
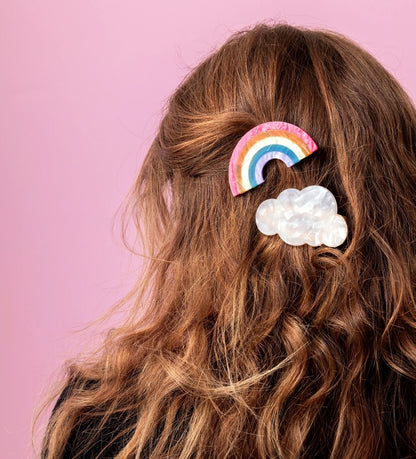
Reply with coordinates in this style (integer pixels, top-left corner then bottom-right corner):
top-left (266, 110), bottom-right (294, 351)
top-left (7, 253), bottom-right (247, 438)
top-left (248, 144), bottom-right (299, 188)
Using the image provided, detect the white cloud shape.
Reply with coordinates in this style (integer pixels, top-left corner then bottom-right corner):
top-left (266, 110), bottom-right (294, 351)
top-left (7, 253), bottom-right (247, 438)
top-left (255, 185), bottom-right (348, 247)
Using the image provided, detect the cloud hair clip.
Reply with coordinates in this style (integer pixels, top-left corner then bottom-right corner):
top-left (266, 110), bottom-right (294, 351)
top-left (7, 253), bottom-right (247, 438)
top-left (255, 185), bottom-right (348, 247)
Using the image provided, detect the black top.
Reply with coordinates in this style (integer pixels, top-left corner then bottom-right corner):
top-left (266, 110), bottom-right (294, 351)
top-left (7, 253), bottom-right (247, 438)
top-left (44, 383), bottom-right (137, 458)
top-left (44, 383), bottom-right (415, 458)
top-left (44, 381), bottom-right (170, 458)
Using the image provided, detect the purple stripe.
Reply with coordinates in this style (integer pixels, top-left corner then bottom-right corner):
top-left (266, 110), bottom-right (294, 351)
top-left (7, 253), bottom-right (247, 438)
top-left (254, 152), bottom-right (294, 184)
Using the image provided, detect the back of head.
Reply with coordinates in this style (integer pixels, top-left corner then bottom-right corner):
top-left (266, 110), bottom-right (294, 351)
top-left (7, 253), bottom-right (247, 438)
top-left (40, 22), bottom-right (416, 459)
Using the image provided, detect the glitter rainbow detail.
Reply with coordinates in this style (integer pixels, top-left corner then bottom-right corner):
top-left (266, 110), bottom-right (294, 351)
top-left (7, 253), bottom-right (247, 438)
top-left (228, 122), bottom-right (318, 196)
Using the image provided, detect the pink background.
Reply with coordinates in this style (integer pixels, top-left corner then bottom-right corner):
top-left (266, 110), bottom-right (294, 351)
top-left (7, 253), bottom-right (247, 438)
top-left (1, 1), bottom-right (415, 457)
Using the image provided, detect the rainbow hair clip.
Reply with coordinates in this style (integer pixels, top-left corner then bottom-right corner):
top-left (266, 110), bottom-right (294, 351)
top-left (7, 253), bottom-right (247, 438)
top-left (228, 121), bottom-right (318, 196)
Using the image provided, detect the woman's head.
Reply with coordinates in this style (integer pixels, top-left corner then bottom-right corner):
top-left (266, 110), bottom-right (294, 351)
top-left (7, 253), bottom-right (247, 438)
top-left (39, 22), bottom-right (416, 458)
top-left (135, 20), bottom-right (416, 290)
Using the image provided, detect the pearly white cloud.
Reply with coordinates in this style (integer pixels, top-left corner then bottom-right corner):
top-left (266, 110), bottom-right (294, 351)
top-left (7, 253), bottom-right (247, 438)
top-left (255, 185), bottom-right (348, 247)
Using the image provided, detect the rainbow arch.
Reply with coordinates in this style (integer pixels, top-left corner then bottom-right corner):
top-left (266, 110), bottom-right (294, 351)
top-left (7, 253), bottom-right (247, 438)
top-left (228, 121), bottom-right (318, 196)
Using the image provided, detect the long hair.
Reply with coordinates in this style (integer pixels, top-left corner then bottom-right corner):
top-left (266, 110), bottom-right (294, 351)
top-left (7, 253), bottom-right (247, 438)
top-left (35, 21), bottom-right (416, 458)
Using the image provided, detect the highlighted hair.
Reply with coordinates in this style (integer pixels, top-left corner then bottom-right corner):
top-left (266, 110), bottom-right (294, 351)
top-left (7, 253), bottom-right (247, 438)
top-left (35, 22), bottom-right (416, 458)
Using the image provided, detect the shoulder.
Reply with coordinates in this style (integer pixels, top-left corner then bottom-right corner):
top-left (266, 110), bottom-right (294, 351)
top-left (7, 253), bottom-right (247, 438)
top-left (47, 379), bottom-right (134, 458)
top-left (50, 378), bottom-right (98, 416)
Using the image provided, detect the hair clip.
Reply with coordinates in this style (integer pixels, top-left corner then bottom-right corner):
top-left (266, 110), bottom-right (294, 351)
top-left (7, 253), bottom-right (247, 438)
top-left (228, 121), bottom-right (318, 197)
top-left (256, 185), bottom-right (348, 247)
top-left (228, 122), bottom-right (348, 247)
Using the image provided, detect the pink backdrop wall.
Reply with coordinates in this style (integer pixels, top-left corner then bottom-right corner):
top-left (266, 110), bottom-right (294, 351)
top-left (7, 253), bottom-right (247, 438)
top-left (1, 1), bottom-right (415, 457)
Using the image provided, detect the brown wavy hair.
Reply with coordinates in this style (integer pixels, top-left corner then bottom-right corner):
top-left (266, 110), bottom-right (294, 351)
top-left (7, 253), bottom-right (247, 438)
top-left (34, 21), bottom-right (416, 458)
